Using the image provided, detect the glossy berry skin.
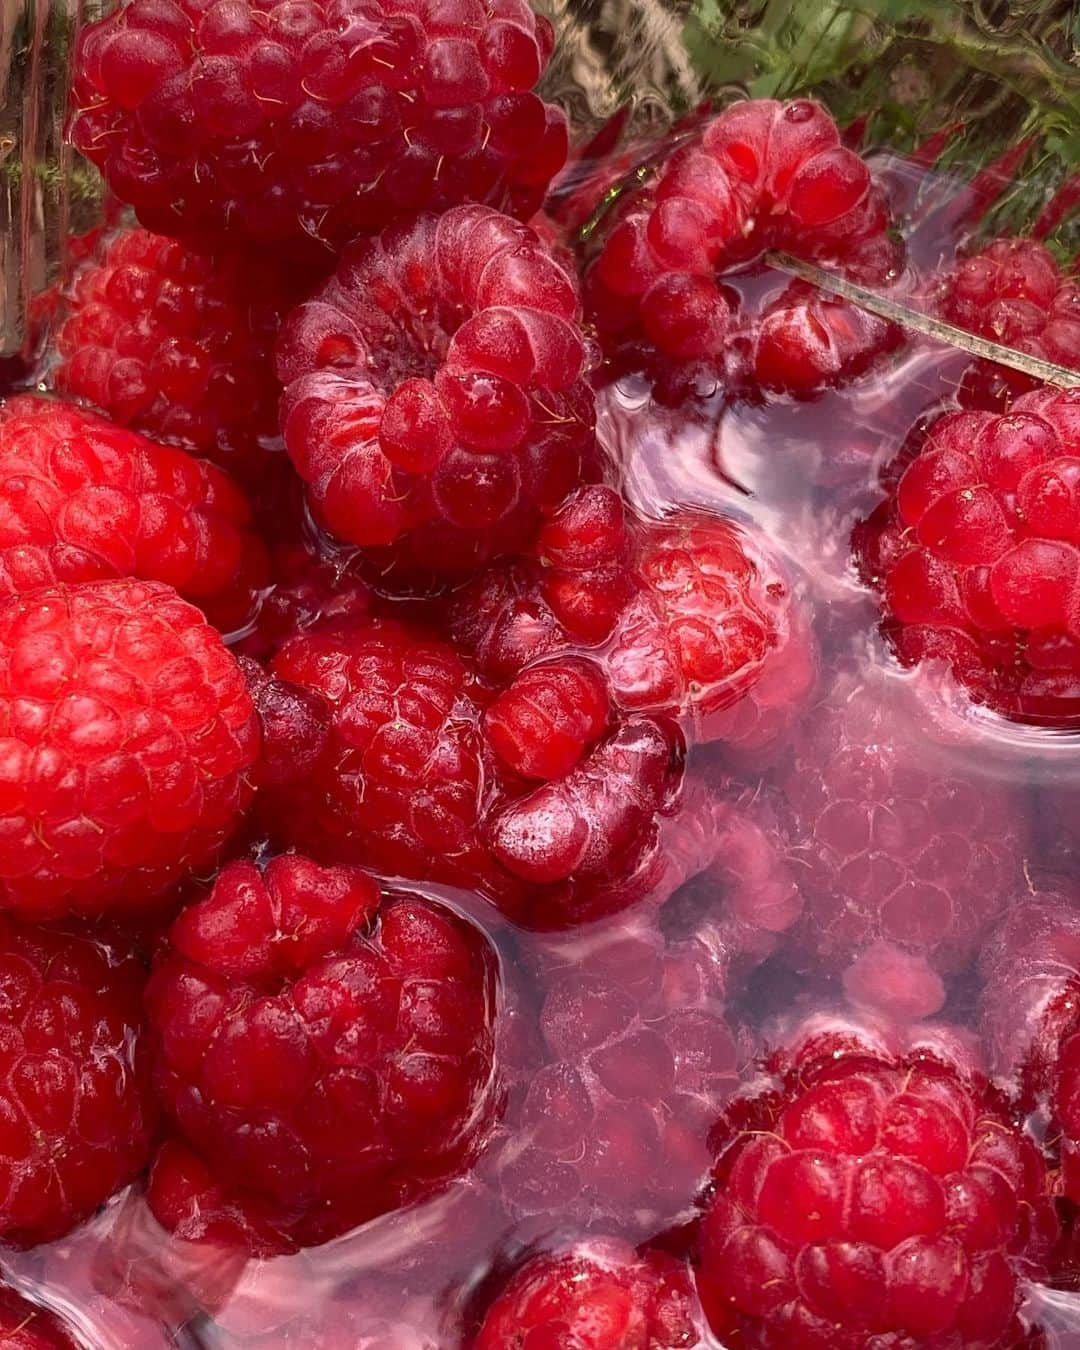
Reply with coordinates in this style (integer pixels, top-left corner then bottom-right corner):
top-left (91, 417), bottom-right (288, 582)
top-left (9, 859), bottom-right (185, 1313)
top-left (0, 578), bottom-right (259, 920)
top-left (145, 855), bottom-right (497, 1246)
top-left (773, 678), bottom-right (1025, 1020)
top-left (0, 395), bottom-right (268, 630)
top-left (699, 1034), bottom-right (1058, 1349)
top-left (276, 206), bottom-right (596, 571)
top-left (941, 239), bottom-right (1080, 410)
top-left (452, 489), bottom-right (815, 760)
top-left (0, 918), bottom-right (154, 1248)
top-left (68, 0), bottom-right (566, 258)
top-left (51, 228), bottom-right (305, 483)
top-left (586, 98), bottom-right (891, 375)
top-left (474, 1239), bottom-right (707, 1349)
top-left (0, 1286), bottom-right (79, 1348)
top-left (859, 387), bottom-right (1080, 724)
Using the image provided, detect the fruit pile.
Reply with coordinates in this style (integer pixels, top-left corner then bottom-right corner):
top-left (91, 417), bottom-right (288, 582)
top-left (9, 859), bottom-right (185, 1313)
top-left (0, 3), bottom-right (1075, 1345)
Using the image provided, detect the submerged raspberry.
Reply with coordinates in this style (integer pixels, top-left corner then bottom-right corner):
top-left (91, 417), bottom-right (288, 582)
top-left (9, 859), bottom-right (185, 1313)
top-left (0, 395), bottom-right (268, 630)
top-left (51, 228), bottom-right (304, 482)
top-left (0, 1286), bottom-right (79, 1348)
top-left (0, 578), bottom-right (259, 920)
top-left (0, 919), bottom-right (153, 1248)
top-left (452, 489), bottom-right (816, 759)
top-left (69, 0), bottom-right (566, 257)
top-left (146, 855), bottom-right (497, 1246)
top-left (941, 239), bottom-right (1080, 410)
top-left (858, 387), bottom-right (1080, 724)
top-left (772, 677), bottom-right (1026, 1019)
top-left (276, 206), bottom-right (597, 571)
top-left (699, 1029), bottom-right (1058, 1348)
top-left (474, 1239), bottom-right (706, 1348)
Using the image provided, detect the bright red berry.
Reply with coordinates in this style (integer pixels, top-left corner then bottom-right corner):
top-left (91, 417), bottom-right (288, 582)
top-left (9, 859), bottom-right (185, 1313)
top-left (483, 658), bottom-right (609, 781)
top-left (0, 578), bottom-right (259, 920)
top-left (857, 388), bottom-right (1080, 724)
top-left (0, 395), bottom-right (268, 631)
top-left (474, 1239), bottom-right (707, 1349)
top-left (146, 854), bottom-right (497, 1247)
top-left (698, 1029), bottom-right (1058, 1349)
top-left (771, 676), bottom-right (1026, 1020)
top-left (51, 227), bottom-right (306, 483)
top-left (0, 918), bottom-right (154, 1248)
top-left (68, 0), bottom-right (566, 257)
top-left (276, 206), bottom-right (597, 571)
top-left (0, 1285), bottom-right (79, 1348)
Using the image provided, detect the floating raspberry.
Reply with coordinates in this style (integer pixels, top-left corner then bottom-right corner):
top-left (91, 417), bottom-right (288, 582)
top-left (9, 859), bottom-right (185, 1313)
top-left (146, 855), bottom-right (497, 1246)
top-left (586, 98), bottom-right (895, 381)
top-left (0, 578), bottom-right (259, 920)
top-left (68, 0), bottom-right (566, 257)
top-left (0, 395), bottom-right (268, 630)
top-left (0, 918), bottom-right (154, 1248)
top-left (483, 658), bottom-right (609, 782)
top-left (451, 489), bottom-right (816, 759)
top-left (474, 1239), bottom-right (707, 1348)
top-left (772, 677), bottom-right (1026, 1019)
top-left (485, 918), bottom-right (742, 1237)
top-left (698, 1028), bottom-right (1058, 1348)
top-left (941, 239), bottom-right (1080, 410)
top-left (51, 227), bottom-right (306, 482)
top-left (275, 206), bottom-right (597, 571)
top-left (0, 1285), bottom-right (79, 1348)
top-left (858, 387), bottom-right (1080, 724)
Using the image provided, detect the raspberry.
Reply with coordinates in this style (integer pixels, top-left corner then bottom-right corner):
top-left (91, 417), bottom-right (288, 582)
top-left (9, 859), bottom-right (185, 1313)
top-left (485, 900), bottom-right (744, 1237)
top-left (941, 239), bottom-right (1080, 410)
top-left (858, 388), bottom-right (1080, 724)
top-left (0, 918), bottom-right (154, 1248)
top-left (772, 677), bottom-right (1026, 1019)
top-left (484, 658), bottom-right (609, 781)
top-left (451, 488), bottom-right (816, 759)
top-left (585, 98), bottom-right (894, 379)
top-left (474, 1239), bottom-right (706, 1348)
top-left (50, 227), bottom-right (307, 482)
top-left (0, 578), bottom-right (259, 920)
top-left (0, 1286), bottom-right (78, 1348)
top-left (145, 854), bottom-right (497, 1245)
top-left (0, 395), bottom-right (268, 631)
top-left (698, 1029), bottom-right (1059, 1348)
top-left (68, 0), bottom-right (566, 257)
top-left (275, 206), bottom-right (597, 570)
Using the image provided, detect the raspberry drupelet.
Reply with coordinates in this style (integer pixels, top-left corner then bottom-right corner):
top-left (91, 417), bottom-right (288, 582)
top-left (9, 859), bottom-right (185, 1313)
top-left (50, 227), bottom-right (306, 483)
top-left (68, 0), bottom-right (567, 258)
top-left (275, 205), bottom-right (597, 572)
top-left (857, 386), bottom-right (1080, 724)
top-left (0, 578), bottom-right (259, 920)
top-left (585, 98), bottom-right (896, 382)
top-left (473, 1239), bottom-right (708, 1348)
top-left (451, 486), bottom-right (816, 760)
top-left (0, 1285), bottom-right (79, 1348)
top-left (145, 854), bottom-right (498, 1247)
top-left (698, 1023), bottom-right (1060, 1349)
top-left (771, 675), bottom-right (1026, 1020)
top-left (0, 919), bottom-right (154, 1248)
top-left (0, 395), bottom-right (268, 631)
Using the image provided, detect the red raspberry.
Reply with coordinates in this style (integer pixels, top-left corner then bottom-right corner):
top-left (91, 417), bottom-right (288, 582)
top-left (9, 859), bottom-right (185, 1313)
top-left (50, 227), bottom-right (307, 482)
top-left (941, 239), bottom-right (1080, 410)
top-left (772, 677), bottom-right (1026, 1020)
top-left (0, 918), bottom-right (154, 1248)
top-left (858, 388), bottom-right (1080, 724)
top-left (0, 1286), bottom-right (78, 1348)
top-left (68, 0), bottom-right (566, 257)
top-left (452, 488), bottom-right (816, 760)
top-left (474, 1239), bottom-right (707, 1348)
top-left (275, 206), bottom-right (597, 571)
top-left (0, 578), bottom-right (259, 920)
top-left (484, 658), bottom-right (609, 781)
top-left (698, 1029), bottom-right (1059, 1348)
top-left (0, 395), bottom-right (268, 631)
top-left (586, 98), bottom-right (893, 377)
top-left (145, 854), bottom-right (497, 1245)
